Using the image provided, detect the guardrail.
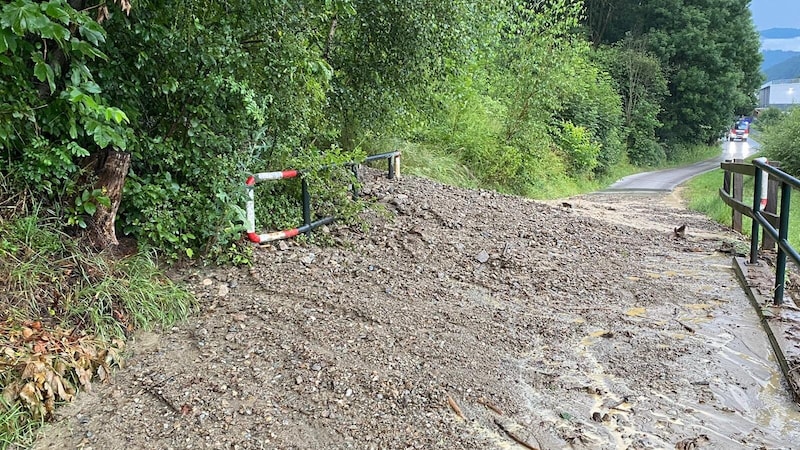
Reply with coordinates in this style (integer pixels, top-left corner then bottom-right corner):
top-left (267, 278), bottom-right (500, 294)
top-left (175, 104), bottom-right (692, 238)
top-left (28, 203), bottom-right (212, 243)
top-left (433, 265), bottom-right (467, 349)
top-left (245, 151), bottom-right (401, 244)
top-left (719, 157), bottom-right (799, 305)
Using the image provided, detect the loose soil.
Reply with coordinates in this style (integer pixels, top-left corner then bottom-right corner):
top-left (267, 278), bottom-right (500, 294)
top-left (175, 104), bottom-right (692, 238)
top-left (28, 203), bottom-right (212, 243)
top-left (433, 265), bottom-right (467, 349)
top-left (32, 170), bottom-right (800, 449)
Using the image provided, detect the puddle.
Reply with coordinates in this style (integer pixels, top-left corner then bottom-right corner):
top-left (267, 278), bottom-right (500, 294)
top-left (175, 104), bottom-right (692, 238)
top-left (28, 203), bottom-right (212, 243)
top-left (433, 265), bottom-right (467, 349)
top-left (511, 289), bottom-right (800, 449)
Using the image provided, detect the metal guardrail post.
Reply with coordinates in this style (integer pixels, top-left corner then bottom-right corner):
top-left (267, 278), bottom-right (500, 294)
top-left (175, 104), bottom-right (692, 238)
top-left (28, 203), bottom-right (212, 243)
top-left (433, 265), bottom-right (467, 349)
top-left (750, 167), bottom-right (763, 265)
top-left (302, 176), bottom-right (311, 233)
top-left (246, 151), bottom-right (401, 243)
top-left (774, 185), bottom-right (792, 304)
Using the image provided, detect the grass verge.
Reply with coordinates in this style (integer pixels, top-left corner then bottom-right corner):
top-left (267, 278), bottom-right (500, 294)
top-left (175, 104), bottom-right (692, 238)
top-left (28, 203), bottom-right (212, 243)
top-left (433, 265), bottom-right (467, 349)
top-left (684, 165), bottom-right (800, 250)
top-left (0, 206), bottom-right (194, 449)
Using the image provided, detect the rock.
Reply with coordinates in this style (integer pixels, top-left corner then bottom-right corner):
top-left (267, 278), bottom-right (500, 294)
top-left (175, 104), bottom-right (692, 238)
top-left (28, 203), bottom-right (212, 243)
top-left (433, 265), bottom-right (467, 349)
top-left (278, 241), bottom-right (289, 251)
top-left (201, 278), bottom-right (213, 286)
top-left (301, 253), bottom-right (316, 265)
top-left (217, 284), bottom-right (230, 297)
top-left (476, 250), bottom-right (490, 264)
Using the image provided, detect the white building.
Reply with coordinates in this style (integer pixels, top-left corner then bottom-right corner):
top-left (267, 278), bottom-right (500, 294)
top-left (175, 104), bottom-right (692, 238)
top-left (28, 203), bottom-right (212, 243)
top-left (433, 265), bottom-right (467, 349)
top-left (758, 79), bottom-right (800, 109)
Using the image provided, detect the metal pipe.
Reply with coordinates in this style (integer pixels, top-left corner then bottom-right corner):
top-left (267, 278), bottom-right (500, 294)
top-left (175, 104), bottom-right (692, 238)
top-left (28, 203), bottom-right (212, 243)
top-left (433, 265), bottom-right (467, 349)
top-left (750, 167), bottom-right (763, 265)
top-left (302, 176), bottom-right (311, 232)
top-left (296, 216), bottom-right (336, 234)
top-left (774, 184), bottom-right (792, 305)
top-left (350, 164), bottom-right (359, 200)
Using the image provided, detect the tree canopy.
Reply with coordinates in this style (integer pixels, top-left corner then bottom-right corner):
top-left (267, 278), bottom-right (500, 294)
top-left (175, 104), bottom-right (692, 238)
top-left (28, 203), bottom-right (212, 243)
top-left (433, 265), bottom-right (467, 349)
top-left (585, 0), bottom-right (763, 149)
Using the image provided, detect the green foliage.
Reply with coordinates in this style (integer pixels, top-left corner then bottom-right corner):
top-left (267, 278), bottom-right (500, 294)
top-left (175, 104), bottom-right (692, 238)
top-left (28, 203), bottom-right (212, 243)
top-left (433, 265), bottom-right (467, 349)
top-left (761, 107), bottom-right (800, 177)
top-left (7, 0), bottom-right (743, 263)
top-left (754, 107), bottom-right (785, 130)
top-left (594, 39), bottom-right (668, 167)
top-left (686, 166), bottom-right (800, 252)
top-left (0, 396), bottom-right (41, 450)
top-left (0, 211), bottom-right (195, 339)
top-left (0, 0), bottom-right (129, 192)
top-left (65, 188), bottom-right (110, 229)
top-left (558, 122), bottom-right (601, 175)
top-left (584, 0), bottom-right (763, 147)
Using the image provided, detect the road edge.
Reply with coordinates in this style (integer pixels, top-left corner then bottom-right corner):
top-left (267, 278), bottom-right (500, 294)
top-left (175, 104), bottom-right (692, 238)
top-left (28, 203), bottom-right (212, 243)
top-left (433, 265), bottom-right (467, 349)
top-left (732, 256), bottom-right (800, 403)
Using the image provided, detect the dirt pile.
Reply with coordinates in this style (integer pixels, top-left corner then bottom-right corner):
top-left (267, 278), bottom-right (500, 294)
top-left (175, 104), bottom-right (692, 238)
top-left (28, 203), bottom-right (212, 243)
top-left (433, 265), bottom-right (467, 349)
top-left (33, 170), bottom-right (800, 449)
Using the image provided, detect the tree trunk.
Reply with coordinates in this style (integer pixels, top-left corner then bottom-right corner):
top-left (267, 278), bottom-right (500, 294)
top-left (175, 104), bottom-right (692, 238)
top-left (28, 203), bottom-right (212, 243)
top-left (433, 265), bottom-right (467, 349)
top-left (86, 150), bottom-right (130, 251)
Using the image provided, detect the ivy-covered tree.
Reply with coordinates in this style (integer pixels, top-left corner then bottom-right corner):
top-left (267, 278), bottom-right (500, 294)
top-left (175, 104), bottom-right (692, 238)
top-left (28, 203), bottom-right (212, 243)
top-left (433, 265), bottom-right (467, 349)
top-left (0, 0), bottom-right (132, 248)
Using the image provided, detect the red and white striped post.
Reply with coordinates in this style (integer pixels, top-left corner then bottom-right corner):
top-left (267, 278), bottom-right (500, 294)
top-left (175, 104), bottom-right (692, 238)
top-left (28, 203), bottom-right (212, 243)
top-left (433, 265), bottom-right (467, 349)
top-left (245, 170), bottom-right (302, 244)
top-left (754, 157), bottom-right (769, 211)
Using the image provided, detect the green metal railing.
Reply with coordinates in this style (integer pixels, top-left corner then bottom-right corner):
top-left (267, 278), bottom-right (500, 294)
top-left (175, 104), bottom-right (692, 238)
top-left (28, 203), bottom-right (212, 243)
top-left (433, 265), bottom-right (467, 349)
top-left (722, 157), bottom-right (800, 305)
top-left (750, 158), bottom-right (800, 305)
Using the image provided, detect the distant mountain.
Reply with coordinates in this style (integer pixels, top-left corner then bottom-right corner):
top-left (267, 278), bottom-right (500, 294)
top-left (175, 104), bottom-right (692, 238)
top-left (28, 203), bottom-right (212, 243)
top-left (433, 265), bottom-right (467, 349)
top-left (760, 29), bottom-right (800, 81)
top-left (764, 54), bottom-right (800, 81)
top-left (762, 50), bottom-right (799, 72)
top-left (760, 28), bottom-right (800, 39)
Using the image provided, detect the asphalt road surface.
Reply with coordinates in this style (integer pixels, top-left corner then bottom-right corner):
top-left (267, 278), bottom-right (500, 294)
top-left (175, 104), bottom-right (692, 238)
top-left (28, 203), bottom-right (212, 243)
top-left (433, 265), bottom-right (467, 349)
top-left (605, 138), bottom-right (761, 192)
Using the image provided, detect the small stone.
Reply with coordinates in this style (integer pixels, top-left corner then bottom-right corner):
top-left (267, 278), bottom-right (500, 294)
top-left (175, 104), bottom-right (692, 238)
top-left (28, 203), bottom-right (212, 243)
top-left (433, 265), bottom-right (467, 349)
top-left (201, 278), bottom-right (213, 286)
top-left (312, 364), bottom-right (322, 371)
top-left (278, 241), bottom-right (289, 251)
top-left (476, 250), bottom-right (490, 264)
top-left (217, 284), bottom-right (230, 297)
top-left (296, 376), bottom-right (303, 385)
top-left (345, 388), bottom-right (353, 397)
top-left (301, 253), bottom-right (316, 265)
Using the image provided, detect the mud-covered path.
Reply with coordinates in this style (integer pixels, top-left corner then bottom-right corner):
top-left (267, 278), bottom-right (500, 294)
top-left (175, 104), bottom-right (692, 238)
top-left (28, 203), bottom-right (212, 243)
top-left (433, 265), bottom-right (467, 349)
top-left (33, 171), bottom-right (800, 449)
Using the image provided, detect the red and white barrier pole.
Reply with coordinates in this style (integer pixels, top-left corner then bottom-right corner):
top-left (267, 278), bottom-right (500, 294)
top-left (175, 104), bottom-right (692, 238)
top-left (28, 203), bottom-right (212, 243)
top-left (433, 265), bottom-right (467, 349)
top-left (245, 170), bottom-right (302, 243)
top-left (246, 217), bottom-right (335, 244)
top-left (244, 152), bottom-right (400, 244)
top-left (754, 157), bottom-right (769, 210)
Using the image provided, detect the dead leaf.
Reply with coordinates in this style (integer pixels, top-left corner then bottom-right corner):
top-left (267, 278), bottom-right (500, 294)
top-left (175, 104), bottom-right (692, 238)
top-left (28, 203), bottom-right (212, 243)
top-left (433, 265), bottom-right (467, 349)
top-left (18, 382), bottom-right (42, 413)
top-left (21, 327), bottom-right (34, 340)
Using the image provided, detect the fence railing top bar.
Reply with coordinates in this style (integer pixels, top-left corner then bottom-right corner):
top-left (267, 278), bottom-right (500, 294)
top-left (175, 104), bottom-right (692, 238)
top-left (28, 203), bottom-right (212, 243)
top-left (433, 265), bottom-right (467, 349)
top-left (363, 151), bottom-right (401, 163)
top-left (753, 159), bottom-right (800, 190)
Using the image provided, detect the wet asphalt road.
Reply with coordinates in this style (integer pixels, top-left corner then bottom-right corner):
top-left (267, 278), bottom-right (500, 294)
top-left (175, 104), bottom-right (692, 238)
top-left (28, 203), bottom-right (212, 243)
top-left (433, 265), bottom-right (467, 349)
top-left (605, 138), bottom-right (761, 192)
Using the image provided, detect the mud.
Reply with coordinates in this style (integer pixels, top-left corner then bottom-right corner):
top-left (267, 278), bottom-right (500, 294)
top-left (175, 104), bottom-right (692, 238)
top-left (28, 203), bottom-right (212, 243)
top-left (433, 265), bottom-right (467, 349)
top-left (32, 171), bottom-right (800, 449)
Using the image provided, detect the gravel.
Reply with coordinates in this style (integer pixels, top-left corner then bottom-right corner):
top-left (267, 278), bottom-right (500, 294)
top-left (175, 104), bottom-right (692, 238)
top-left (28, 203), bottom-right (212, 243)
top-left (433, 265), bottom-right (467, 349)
top-left (32, 170), bottom-right (800, 450)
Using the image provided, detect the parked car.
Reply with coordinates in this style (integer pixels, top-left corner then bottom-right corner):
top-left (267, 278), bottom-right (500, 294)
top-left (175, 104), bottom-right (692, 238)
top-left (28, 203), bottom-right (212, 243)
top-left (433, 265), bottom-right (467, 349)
top-left (728, 120), bottom-right (750, 141)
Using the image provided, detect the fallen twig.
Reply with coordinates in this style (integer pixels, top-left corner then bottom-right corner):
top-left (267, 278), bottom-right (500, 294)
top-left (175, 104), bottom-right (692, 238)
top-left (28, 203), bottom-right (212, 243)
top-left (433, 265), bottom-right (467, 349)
top-left (674, 319), bottom-right (695, 333)
top-left (494, 418), bottom-right (540, 450)
top-left (447, 395), bottom-right (465, 419)
top-left (478, 397), bottom-right (504, 416)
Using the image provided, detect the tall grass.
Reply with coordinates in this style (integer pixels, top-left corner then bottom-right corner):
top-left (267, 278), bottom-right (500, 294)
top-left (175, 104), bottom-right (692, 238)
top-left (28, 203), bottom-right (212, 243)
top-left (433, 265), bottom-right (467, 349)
top-left (0, 208), bottom-right (195, 448)
top-left (684, 167), bottom-right (800, 250)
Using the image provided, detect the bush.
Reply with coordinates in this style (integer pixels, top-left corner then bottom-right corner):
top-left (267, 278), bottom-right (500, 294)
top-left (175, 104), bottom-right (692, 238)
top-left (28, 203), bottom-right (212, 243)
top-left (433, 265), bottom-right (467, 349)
top-left (761, 107), bottom-right (800, 177)
top-left (558, 122), bottom-right (601, 175)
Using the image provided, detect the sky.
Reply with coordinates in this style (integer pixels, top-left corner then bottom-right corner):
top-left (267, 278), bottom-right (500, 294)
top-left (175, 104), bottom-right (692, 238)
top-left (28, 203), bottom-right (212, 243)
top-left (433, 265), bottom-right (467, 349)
top-left (749, 0), bottom-right (800, 31)
top-left (750, 0), bottom-right (800, 52)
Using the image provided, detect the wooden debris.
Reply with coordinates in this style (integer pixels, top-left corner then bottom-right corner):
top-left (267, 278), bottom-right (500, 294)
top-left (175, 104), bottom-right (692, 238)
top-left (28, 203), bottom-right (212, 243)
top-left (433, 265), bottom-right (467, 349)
top-left (447, 395), bottom-right (464, 419)
top-left (478, 397), bottom-right (504, 416)
top-left (494, 418), bottom-right (540, 450)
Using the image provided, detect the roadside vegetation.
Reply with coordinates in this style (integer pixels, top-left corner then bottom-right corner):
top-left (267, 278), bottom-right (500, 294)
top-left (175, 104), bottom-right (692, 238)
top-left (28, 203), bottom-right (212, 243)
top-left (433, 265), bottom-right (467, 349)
top-left (0, 195), bottom-right (193, 448)
top-left (1, 0), bottom-right (763, 447)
